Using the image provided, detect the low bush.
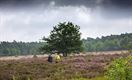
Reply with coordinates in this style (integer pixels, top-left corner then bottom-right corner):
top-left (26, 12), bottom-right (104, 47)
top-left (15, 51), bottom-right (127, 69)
top-left (105, 56), bottom-right (132, 80)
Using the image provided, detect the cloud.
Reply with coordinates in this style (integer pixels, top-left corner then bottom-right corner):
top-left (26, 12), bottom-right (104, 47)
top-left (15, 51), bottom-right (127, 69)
top-left (0, 0), bottom-right (132, 8)
top-left (0, 0), bottom-right (132, 19)
top-left (0, 0), bottom-right (132, 42)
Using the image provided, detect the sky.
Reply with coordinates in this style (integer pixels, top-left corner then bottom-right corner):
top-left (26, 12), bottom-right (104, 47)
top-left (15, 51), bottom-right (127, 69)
top-left (0, 0), bottom-right (132, 42)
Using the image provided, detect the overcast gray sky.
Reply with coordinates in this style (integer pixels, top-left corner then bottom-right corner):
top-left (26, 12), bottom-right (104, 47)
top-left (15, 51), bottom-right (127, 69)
top-left (0, 0), bottom-right (132, 42)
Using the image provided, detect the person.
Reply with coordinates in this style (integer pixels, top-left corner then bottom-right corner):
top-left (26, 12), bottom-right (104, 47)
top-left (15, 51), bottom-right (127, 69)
top-left (47, 54), bottom-right (53, 63)
top-left (54, 53), bottom-right (61, 63)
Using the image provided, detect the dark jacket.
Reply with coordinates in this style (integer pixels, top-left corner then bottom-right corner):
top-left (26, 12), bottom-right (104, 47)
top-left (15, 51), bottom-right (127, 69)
top-left (47, 54), bottom-right (53, 63)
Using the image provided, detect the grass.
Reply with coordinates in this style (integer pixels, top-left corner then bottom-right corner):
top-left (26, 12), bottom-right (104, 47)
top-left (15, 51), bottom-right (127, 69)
top-left (88, 77), bottom-right (107, 80)
top-left (71, 76), bottom-right (106, 80)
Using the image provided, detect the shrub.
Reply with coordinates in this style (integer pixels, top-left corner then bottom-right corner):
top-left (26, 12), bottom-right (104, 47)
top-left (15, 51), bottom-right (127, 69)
top-left (105, 56), bottom-right (132, 80)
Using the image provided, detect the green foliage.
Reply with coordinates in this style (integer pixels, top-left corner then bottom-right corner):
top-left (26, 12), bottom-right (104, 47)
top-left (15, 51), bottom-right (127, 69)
top-left (88, 77), bottom-right (106, 80)
top-left (42, 22), bottom-right (83, 56)
top-left (83, 33), bottom-right (132, 52)
top-left (105, 56), bottom-right (132, 80)
top-left (0, 41), bottom-right (44, 56)
top-left (71, 77), bottom-right (88, 80)
top-left (71, 77), bottom-right (106, 80)
top-left (0, 32), bottom-right (132, 56)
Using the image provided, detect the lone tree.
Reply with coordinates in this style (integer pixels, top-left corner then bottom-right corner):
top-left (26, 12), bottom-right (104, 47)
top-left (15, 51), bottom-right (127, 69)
top-left (42, 22), bottom-right (83, 56)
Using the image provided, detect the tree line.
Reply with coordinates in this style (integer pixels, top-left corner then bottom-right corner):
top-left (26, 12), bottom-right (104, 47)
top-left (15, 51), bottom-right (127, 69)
top-left (0, 41), bottom-right (44, 56)
top-left (82, 33), bottom-right (132, 52)
top-left (0, 33), bottom-right (132, 56)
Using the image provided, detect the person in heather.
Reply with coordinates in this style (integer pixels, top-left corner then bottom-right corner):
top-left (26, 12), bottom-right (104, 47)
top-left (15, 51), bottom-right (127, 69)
top-left (54, 53), bottom-right (61, 63)
top-left (47, 54), bottom-right (53, 63)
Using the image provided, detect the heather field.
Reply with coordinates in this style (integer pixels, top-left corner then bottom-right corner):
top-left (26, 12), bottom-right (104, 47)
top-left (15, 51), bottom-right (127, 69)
top-left (0, 52), bottom-right (131, 80)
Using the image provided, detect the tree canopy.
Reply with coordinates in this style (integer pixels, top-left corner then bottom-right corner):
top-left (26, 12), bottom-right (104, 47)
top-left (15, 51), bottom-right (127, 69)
top-left (42, 22), bottom-right (83, 56)
top-left (82, 33), bottom-right (132, 52)
top-left (0, 41), bottom-right (43, 56)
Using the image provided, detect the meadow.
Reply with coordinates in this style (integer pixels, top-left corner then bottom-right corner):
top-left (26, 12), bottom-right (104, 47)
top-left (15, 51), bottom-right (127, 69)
top-left (0, 51), bottom-right (131, 80)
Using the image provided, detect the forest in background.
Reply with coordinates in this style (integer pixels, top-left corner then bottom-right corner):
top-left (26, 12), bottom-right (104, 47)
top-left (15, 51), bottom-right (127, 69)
top-left (83, 33), bottom-right (132, 52)
top-left (0, 33), bottom-right (132, 56)
top-left (0, 41), bottom-right (44, 56)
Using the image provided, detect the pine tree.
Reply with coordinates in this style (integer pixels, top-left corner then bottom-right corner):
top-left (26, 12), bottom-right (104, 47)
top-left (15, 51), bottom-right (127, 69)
top-left (42, 22), bottom-right (83, 56)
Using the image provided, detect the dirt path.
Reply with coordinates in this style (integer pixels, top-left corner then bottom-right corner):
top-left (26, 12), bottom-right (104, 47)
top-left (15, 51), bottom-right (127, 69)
top-left (0, 55), bottom-right (48, 60)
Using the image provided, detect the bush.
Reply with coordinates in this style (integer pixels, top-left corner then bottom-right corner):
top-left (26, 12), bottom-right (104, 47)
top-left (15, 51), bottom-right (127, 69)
top-left (105, 56), bottom-right (132, 80)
